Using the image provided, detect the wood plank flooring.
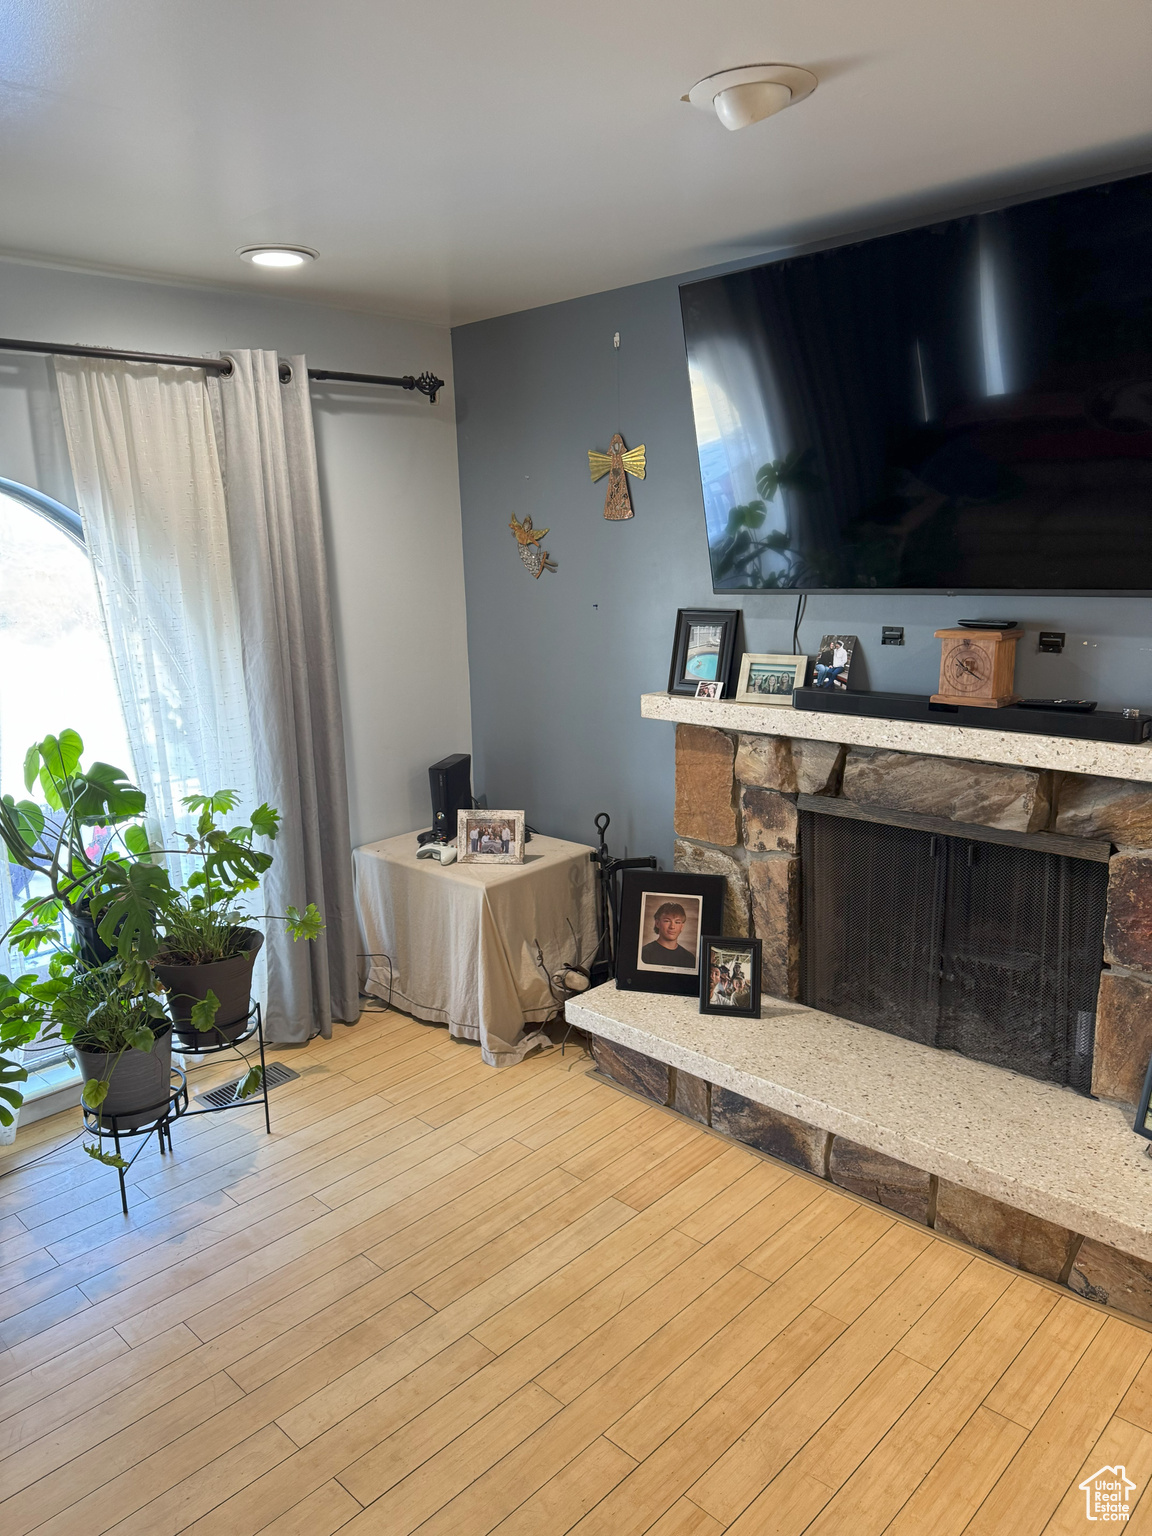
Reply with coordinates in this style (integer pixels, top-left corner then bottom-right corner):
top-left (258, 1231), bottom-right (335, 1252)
top-left (2, 1006), bottom-right (1150, 1535)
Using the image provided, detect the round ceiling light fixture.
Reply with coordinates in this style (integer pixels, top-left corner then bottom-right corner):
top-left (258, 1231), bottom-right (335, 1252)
top-left (237, 245), bottom-right (319, 268)
top-left (685, 64), bottom-right (818, 131)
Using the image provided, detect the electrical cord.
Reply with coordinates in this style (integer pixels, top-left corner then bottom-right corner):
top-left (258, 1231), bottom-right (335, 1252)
top-left (357, 951), bottom-right (393, 1012)
top-left (792, 592), bottom-right (807, 656)
top-left (0, 1125), bottom-right (87, 1181)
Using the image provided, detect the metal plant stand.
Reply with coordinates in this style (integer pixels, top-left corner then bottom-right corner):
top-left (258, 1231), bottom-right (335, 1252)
top-left (83, 1004), bottom-right (272, 1213)
top-left (174, 1003), bottom-right (272, 1135)
top-left (82, 1070), bottom-right (189, 1216)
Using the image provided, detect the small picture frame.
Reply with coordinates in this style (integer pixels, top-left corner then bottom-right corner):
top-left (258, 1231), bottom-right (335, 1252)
top-left (695, 680), bottom-right (723, 700)
top-left (457, 809), bottom-right (525, 864)
top-left (700, 937), bottom-right (762, 1018)
top-left (1133, 1053), bottom-right (1152, 1141)
top-left (813, 634), bottom-right (858, 691)
top-left (668, 609), bottom-right (740, 698)
top-left (735, 653), bottom-right (807, 705)
top-left (616, 870), bottom-right (726, 996)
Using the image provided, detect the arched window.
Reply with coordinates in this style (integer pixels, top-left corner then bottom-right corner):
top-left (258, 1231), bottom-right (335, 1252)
top-left (0, 479), bottom-right (132, 804)
top-left (0, 480), bottom-right (133, 1082)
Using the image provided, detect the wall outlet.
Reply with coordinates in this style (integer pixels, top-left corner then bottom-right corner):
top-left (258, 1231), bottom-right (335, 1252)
top-left (881, 626), bottom-right (904, 646)
top-left (1039, 631), bottom-right (1065, 653)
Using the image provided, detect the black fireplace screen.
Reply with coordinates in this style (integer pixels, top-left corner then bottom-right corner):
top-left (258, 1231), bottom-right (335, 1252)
top-left (799, 808), bottom-right (1108, 1092)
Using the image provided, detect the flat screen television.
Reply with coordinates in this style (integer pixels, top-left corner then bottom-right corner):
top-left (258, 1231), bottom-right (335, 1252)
top-left (680, 171), bottom-right (1152, 593)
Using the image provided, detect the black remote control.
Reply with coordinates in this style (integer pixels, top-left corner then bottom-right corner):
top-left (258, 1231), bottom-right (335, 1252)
top-left (1019, 699), bottom-right (1097, 713)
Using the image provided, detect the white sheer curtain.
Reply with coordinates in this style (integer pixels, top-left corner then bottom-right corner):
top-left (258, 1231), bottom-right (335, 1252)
top-left (53, 360), bottom-right (259, 884)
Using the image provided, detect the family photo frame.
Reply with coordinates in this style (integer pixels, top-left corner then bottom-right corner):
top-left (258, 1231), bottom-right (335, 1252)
top-left (813, 634), bottom-right (858, 691)
top-left (615, 869), bottom-right (726, 996)
top-left (457, 809), bottom-right (525, 864)
top-left (735, 653), bottom-right (807, 706)
top-left (699, 937), bottom-right (762, 1018)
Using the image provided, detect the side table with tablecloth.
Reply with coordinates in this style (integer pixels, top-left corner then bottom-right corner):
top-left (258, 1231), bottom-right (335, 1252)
top-left (353, 832), bottom-right (599, 1066)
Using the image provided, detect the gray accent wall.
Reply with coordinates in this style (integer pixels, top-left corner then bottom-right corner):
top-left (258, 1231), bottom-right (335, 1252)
top-left (452, 266), bottom-right (1152, 869)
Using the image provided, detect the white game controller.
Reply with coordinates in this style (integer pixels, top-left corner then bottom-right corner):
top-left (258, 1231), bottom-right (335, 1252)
top-left (416, 842), bottom-right (457, 864)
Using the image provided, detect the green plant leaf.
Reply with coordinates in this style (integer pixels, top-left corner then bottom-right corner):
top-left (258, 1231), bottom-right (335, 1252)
top-left (183, 790), bottom-right (240, 817)
top-left (88, 860), bottom-right (172, 960)
top-left (23, 743), bottom-right (40, 793)
top-left (190, 990), bottom-right (221, 1031)
top-left (70, 762), bottom-right (147, 825)
top-left (123, 823), bottom-right (152, 856)
top-left (0, 1058), bottom-right (29, 1126)
top-left (756, 462), bottom-right (781, 501)
top-left (84, 1141), bottom-right (129, 1170)
top-left (82, 1078), bottom-right (110, 1108)
top-left (285, 903), bottom-right (324, 941)
top-left (249, 803), bottom-right (281, 841)
top-left (236, 1065), bottom-right (263, 1099)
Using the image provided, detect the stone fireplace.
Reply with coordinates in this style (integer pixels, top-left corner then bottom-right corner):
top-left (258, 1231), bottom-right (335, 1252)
top-left (672, 718), bottom-right (1152, 1109)
top-left (566, 693), bottom-right (1152, 1327)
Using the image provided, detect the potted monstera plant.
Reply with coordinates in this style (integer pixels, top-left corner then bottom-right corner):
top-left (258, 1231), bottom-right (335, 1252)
top-left (1, 954), bottom-right (171, 1136)
top-left (2, 731), bottom-right (154, 1142)
top-left (92, 790), bottom-right (323, 1048)
top-left (1, 730), bottom-right (149, 962)
top-left (1, 730), bottom-right (321, 1136)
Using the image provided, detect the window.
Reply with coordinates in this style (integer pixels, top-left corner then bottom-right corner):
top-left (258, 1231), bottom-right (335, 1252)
top-left (0, 481), bottom-right (133, 1073)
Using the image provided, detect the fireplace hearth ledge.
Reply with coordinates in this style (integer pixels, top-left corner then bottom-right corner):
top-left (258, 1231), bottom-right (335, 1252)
top-left (566, 980), bottom-right (1152, 1264)
top-left (642, 692), bottom-right (1152, 782)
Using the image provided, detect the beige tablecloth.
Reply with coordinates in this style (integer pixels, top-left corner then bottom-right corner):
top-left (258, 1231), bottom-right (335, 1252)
top-left (353, 831), bottom-right (599, 1067)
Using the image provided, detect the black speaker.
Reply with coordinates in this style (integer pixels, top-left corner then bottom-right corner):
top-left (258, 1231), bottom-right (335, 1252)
top-left (426, 753), bottom-right (472, 844)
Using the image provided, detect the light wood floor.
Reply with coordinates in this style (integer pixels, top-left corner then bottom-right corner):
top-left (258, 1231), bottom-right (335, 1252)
top-left (3, 1009), bottom-right (1152, 1536)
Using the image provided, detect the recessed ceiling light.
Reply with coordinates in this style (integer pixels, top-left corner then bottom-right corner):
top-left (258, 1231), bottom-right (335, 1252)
top-left (684, 64), bottom-right (818, 130)
top-left (237, 245), bottom-right (318, 268)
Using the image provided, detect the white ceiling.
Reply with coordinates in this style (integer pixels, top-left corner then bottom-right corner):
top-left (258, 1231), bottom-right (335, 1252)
top-left (0, 0), bottom-right (1149, 327)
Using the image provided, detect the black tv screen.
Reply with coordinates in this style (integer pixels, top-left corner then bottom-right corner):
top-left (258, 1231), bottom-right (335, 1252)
top-left (680, 172), bottom-right (1152, 592)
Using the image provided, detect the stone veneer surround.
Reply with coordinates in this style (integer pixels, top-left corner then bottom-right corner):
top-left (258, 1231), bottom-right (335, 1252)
top-left (570, 987), bottom-right (1152, 1325)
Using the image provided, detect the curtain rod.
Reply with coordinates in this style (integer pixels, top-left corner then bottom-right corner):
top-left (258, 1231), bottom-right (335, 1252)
top-left (0, 336), bottom-right (445, 403)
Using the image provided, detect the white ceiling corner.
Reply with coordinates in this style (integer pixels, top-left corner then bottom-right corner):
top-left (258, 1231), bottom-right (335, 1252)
top-left (0, 0), bottom-right (1148, 326)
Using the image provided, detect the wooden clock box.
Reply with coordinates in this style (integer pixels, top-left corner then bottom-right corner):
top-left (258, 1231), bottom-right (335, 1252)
top-left (932, 628), bottom-right (1022, 708)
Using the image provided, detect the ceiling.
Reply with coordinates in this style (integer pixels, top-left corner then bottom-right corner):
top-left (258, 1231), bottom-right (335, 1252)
top-left (0, 0), bottom-right (1149, 327)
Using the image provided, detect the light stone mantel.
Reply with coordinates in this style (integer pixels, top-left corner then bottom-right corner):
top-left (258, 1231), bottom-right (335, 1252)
top-left (641, 691), bottom-right (1152, 783)
top-left (568, 981), bottom-right (1152, 1263)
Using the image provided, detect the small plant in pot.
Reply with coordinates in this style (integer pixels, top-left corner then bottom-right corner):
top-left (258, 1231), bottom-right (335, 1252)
top-left (0, 952), bottom-right (172, 1164)
top-left (92, 789), bottom-right (323, 1050)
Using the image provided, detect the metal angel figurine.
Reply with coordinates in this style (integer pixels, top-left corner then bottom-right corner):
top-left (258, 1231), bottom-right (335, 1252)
top-left (509, 513), bottom-right (557, 578)
top-left (588, 433), bottom-right (646, 520)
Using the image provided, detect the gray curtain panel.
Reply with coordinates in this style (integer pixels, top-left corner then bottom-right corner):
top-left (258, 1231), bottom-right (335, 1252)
top-left (209, 350), bottom-right (359, 1041)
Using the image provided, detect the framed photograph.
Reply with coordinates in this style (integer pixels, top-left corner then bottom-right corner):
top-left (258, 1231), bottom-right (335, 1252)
top-left (668, 609), bottom-right (740, 697)
top-left (695, 680), bottom-right (723, 700)
top-left (700, 937), bottom-right (762, 1018)
top-left (1134, 1053), bottom-right (1152, 1141)
top-left (813, 634), bottom-right (858, 691)
top-left (457, 809), bottom-right (525, 864)
top-left (616, 870), bottom-right (726, 996)
top-left (736, 653), bottom-right (807, 705)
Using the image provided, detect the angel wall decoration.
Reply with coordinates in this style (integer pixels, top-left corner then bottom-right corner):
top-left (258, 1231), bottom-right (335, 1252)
top-left (509, 513), bottom-right (557, 578)
top-left (588, 433), bottom-right (646, 520)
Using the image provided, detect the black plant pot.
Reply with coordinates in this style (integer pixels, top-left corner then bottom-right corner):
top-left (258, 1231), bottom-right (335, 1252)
top-left (70, 904), bottom-right (116, 968)
top-left (154, 927), bottom-right (265, 1048)
top-left (75, 1022), bottom-right (174, 1132)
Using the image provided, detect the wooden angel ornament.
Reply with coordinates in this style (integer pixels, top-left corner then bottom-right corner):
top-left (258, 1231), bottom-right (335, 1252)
top-left (588, 433), bottom-right (645, 520)
top-left (509, 514), bottom-right (557, 578)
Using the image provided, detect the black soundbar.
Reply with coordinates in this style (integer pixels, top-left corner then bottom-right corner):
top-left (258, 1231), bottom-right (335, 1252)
top-left (791, 688), bottom-right (1152, 744)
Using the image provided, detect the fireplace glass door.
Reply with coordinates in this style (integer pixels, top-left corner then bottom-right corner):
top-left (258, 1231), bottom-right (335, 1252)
top-left (799, 807), bottom-right (1108, 1091)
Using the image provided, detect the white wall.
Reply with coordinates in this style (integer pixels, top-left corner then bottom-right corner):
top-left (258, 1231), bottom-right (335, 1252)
top-left (0, 257), bottom-right (471, 847)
